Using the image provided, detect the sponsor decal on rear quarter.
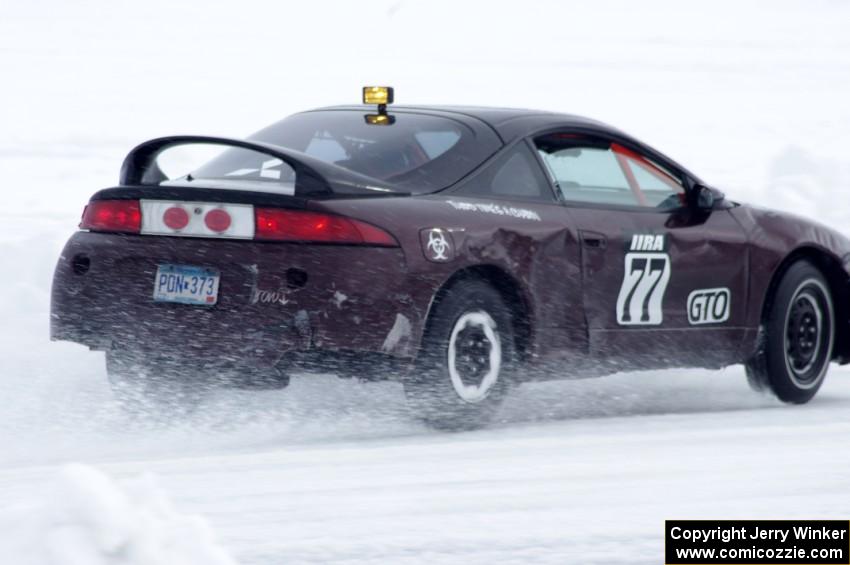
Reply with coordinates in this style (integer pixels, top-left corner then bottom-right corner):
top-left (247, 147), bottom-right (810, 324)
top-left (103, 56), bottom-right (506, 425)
top-left (446, 200), bottom-right (541, 222)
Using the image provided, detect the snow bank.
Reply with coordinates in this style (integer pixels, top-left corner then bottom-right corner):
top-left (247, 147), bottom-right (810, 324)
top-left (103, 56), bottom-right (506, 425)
top-left (0, 464), bottom-right (237, 565)
top-left (764, 146), bottom-right (850, 234)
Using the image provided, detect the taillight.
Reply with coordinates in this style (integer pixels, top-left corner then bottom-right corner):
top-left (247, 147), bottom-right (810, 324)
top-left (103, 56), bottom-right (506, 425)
top-left (80, 200), bottom-right (142, 234)
top-left (204, 208), bottom-right (232, 233)
top-left (162, 206), bottom-right (190, 230)
top-left (255, 208), bottom-right (397, 246)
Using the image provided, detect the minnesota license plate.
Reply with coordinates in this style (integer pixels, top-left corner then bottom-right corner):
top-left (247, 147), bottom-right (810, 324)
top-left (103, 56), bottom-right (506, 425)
top-left (153, 264), bottom-right (220, 306)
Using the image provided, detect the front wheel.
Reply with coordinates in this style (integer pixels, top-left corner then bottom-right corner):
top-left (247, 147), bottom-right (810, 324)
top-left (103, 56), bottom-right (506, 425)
top-left (404, 279), bottom-right (516, 430)
top-left (746, 260), bottom-right (834, 404)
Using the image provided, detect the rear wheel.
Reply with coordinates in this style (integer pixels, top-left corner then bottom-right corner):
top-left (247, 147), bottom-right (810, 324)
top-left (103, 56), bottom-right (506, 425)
top-left (746, 260), bottom-right (834, 403)
top-left (105, 349), bottom-right (207, 419)
top-left (404, 279), bottom-right (516, 430)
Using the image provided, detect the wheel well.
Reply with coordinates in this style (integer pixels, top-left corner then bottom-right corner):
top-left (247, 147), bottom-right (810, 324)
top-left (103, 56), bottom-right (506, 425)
top-left (761, 247), bottom-right (850, 362)
top-left (427, 265), bottom-right (533, 363)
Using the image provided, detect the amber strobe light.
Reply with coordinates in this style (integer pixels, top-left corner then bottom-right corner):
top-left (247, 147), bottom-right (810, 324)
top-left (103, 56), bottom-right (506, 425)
top-left (363, 86), bottom-right (395, 125)
top-left (362, 86), bottom-right (394, 105)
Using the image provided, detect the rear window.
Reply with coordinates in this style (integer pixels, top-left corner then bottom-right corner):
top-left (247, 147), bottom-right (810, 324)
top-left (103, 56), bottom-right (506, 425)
top-left (188, 110), bottom-right (499, 194)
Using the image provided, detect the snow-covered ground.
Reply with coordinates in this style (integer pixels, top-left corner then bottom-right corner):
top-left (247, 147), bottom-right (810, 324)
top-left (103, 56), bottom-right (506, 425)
top-left (0, 464), bottom-right (237, 565)
top-left (1, 1), bottom-right (850, 563)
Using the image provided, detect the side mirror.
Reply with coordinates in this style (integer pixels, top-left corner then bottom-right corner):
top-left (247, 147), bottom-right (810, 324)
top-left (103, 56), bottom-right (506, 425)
top-left (693, 184), bottom-right (721, 210)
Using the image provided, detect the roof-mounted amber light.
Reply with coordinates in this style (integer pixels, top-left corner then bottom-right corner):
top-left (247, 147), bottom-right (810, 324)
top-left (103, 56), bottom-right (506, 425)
top-left (363, 86), bottom-right (395, 126)
top-left (362, 86), bottom-right (394, 106)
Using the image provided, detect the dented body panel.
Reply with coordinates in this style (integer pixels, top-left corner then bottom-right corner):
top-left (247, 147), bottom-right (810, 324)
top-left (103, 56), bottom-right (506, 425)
top-left (316, 193), bottom-right (586, 361)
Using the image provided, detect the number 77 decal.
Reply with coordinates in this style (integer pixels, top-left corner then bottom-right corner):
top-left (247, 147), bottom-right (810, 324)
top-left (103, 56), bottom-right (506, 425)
top-left (616, 252), bottom-right (671, 325)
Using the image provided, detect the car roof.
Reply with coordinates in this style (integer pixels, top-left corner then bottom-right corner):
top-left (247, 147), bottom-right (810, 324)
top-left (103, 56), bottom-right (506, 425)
top-left (304, 105), bottom-right (703, 185)
top-left (307, 105), bottom-right (622, 144)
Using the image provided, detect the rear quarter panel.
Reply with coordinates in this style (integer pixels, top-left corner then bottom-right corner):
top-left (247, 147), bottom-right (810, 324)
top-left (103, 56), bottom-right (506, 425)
top-left (317, 194), bottom-right (587, 363)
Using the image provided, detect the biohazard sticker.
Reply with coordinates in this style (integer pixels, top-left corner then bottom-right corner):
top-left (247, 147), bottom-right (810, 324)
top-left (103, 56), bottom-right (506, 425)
top-left (616, 234), bottom-right (671, 326)
top-left (420, 228), bottom-right (455, 263)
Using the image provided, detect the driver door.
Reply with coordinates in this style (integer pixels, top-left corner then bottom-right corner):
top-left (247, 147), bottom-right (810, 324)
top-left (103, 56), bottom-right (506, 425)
top-left (534, 133), bottom-right (749, 369)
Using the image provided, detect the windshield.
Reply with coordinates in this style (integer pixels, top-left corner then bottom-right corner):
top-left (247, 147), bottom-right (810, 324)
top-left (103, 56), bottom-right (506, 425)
top-left (188, 110), bottom-right (500, 194)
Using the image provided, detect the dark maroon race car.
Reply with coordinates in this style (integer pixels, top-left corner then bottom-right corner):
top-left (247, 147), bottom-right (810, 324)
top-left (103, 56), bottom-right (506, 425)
top-left (51, 87), bottom-right (850, 427)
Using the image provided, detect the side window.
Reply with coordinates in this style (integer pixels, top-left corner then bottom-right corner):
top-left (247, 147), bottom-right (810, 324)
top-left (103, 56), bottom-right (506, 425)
top-left (534, 134), bottom-right (685, 209)
top-left (456, 143), bottom-right (556, 203)
top-left (615, 146), bottom-right (685, 209)
top-left (538, 145), bottom-right (635, 206)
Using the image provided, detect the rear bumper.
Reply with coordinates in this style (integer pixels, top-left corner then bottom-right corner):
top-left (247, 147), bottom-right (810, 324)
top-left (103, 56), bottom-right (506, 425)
top-left (51, 231), bottom-right (426, 367)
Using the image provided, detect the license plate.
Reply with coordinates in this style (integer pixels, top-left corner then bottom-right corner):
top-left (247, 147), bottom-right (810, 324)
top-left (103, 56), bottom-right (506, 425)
top-left (153, 264), bottom-right (220, 306)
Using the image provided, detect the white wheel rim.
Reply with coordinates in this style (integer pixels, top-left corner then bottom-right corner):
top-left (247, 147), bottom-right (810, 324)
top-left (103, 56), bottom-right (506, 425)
top-left (447, 311), bottom-right (501, 403)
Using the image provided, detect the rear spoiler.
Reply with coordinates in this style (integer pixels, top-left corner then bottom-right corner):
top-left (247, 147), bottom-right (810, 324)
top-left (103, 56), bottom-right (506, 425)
top-left (119, 135), bottom-right (404, 198)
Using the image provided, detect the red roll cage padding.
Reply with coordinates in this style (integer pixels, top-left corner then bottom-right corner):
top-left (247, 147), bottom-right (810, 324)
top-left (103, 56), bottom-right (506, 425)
top-left (611, 142), bottom-right (684, 198)
top-left (613, 150), bottom-right (648, 206)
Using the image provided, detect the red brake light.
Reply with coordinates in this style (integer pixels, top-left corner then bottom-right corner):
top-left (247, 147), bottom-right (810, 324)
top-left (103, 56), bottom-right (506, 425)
top-left (163, 206), bottom-right (190, 230)
top-left (204, 208), bottom-right (232, 233)
top-left (80, 200), bottom-right (141, 233)
top-left (255, 208), bottom-right (397, 246)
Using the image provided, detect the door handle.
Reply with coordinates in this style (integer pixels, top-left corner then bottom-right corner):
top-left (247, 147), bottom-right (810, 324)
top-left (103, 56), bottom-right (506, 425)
top-left (580, 231), bottom-right (607, 249)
